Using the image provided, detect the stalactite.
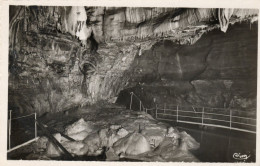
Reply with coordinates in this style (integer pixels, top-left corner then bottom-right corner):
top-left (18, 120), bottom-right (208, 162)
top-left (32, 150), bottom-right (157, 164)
top-left (218, 8), bottom-right (234, 33)
top-left (63, 6), bottom-right (92, 46)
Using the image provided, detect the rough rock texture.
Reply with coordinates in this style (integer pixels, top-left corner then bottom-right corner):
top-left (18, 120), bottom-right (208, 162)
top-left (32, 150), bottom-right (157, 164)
top-left (31, 107), bottom-right (200, 161)
top-left (64, 118), bottom-right (95, 141)
top-left (8, 6), bottom-right (258, 115)
top-left (118, 22), bottom-right (257, 112)
top-left (112, 132), bottom-right (151, 156)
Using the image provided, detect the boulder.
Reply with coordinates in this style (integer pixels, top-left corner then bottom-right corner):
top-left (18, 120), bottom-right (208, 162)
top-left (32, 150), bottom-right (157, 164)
top-left (83, 132), bottom-right (102, 156)
top-left (36, 136), bottom-right (49, 150)
top-left (113, 132), bottom-right (151, 156)
top-left (64, 118), bottom-right (95, 141)
top-left (166, 127), bottom-right (180, 139)
top-left (110, 124), bottom-right (121, 130)
top-left (105, 147), bottom-right (120, 161)
top-left (141, 123), bottom-right (167, 147)
top-left (179, 131), bottom-right (200, 151)
top-left (68, 131), bottom-right (90, 141)
top-left (65, 118), bottom-right (94, 135)
top-left (117, 128), bottom-right (129, 138)
top-left (62, 141), bottom-right (86, 156)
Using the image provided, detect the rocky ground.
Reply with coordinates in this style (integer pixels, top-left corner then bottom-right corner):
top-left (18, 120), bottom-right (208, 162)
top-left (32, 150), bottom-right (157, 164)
top-left (8, 103), bottom-right (200, 162)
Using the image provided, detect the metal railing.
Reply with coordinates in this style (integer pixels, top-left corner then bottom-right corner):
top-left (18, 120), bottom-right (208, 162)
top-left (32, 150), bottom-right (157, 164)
top-left (129, 92), bottom-right (256, 134)
top-left (7, 110), bottom-right (38, 153)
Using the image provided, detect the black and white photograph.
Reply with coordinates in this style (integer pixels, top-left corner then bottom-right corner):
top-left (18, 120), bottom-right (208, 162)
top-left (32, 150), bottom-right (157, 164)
top-left (0, 0), bottom-right (259, 164)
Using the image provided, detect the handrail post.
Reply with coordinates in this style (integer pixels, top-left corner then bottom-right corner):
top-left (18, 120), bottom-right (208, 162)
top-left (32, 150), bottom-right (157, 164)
top-left (139, 101), bottom-right (142, 111)
top-left (156, 104), bottom-right (158, 119)
top-left (202, 107), bottom-right (204, 125)
top-left (130, 92), bottom-right (133, 110)
top-left (177, 105), bottom-right (178, 122)
top-left (68, 74), bottom-right (70, 93)
top-left (9, 110), bottom-right (12, 150)
top-left (35, 112), bottom-right (37, 138)
top-left (230, 109), bottom-right (232, 129)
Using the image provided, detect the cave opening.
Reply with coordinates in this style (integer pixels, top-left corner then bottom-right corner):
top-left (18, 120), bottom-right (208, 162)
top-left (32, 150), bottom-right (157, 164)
top-left (6, 6), bottom-right (258, 162)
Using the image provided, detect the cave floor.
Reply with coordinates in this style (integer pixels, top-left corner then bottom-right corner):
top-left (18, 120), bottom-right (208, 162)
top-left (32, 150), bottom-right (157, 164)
top-left (7, 103), bottom-right (256, 162)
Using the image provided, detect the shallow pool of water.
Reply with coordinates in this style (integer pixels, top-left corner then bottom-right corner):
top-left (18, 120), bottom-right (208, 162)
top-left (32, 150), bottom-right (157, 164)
top-left (174, 123), bottom-right (256, 162)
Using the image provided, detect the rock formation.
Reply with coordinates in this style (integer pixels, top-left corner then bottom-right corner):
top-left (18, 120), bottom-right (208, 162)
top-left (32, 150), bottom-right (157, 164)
top-left (8, 6), bottom-right (258, 115)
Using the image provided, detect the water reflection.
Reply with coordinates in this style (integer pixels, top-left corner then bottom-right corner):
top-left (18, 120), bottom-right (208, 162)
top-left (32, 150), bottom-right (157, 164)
top-left (176, 124), bottom-right (256, 162)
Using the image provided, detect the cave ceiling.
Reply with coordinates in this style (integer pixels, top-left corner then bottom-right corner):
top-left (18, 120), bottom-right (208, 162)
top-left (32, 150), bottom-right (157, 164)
top-left (10, 7), bottom-right (258, 48)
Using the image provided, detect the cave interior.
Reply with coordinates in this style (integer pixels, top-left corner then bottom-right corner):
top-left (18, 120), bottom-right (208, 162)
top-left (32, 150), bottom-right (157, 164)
top-left (7, 6), bottom-right (258, 162)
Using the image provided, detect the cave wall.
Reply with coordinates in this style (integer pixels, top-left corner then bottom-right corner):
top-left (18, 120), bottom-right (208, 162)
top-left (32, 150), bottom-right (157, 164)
top-left (8, 6), bottom-right (258, 115)
top-left (121, 22), bottom-right (257, 110)
top-left (8, 6), bottom-right (140, 115)
top-left (8, 31), bottom-right (84, 115)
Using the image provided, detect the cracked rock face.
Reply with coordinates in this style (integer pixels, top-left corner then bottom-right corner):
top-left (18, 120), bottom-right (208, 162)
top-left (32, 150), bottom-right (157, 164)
top-left (8, 6), bottom-right (258, 115)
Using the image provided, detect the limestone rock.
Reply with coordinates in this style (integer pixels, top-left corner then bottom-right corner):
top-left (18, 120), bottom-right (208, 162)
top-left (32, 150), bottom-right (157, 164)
top-left (46, 133), bottom-right (62, 157)
top-left (110, 124), bottom-right (121, 130)
top-left (141, 123), bottom-right (167, 148)
top-left (62, 141), bottom-right (86, 156)
top-left (179, 131), bottom-right (200, 151)
top-left (105, 147), bottom-right (120, 161)
top-left (83, 132), bottom-right (102, 156)
top-left (166, 127), bottom-right (180, 139)
top-left (68, 131), bottom-right (90, 141)
top-left (117, 128), bottom-right (129, 138)
top-left (113, 132), bottom-right (151, 156)
top-left (64, 118), bottom-right (94, 138)
top-left (36, 136), bottom-right (49, 150)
